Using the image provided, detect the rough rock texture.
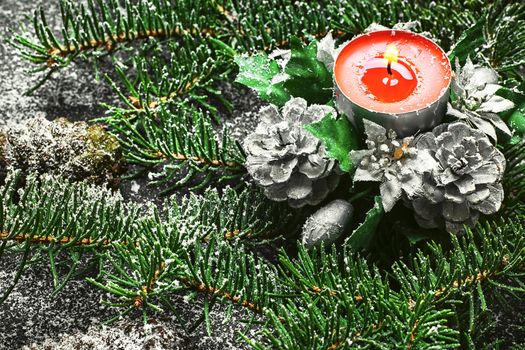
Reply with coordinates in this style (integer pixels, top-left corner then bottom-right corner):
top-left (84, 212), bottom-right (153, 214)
top-left (0, 116), bottom-right (125, 186)
top-left (0, 1), bottom-right (260, 349)
top-left (0, 253), bottom-right (258, 350)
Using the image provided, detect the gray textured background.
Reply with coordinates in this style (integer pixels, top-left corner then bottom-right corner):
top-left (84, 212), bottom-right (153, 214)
top-left (0, 1), bottom-right (259, 349)
top-left (1, 1), bottom-right (524, 349)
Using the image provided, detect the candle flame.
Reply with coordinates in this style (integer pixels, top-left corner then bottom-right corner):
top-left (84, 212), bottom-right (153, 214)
top-left (384, 44), bottom-right (398, 65)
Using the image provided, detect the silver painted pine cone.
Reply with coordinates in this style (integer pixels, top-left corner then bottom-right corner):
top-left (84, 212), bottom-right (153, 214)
top-left (301, 199), bottom-right (354, 249)
top-left (412, 122), bottom-right (506, 233)
top-left (244, 98), bottom-right (340, 208)
top-left (447, 58), bottom-right (513, 142)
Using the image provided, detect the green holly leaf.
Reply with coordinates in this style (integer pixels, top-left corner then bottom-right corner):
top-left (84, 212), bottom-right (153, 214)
top-left (234, 54), bottom-right (291, 106)
top-left (496, 85), bottom-right (525, 142)
top-left (392, 220), bottom-right (433, 245)
top-left (448, 16), bottom-right (486, 65)
top-left (284, 36), bottom-right (333, 105)
top-left (304, 112), bottom-right (359, 172)
top-left (344, 196), bottom-right (384, 251)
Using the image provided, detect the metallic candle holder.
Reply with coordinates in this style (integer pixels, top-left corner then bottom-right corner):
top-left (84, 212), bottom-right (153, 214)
top-left (334, 30), bottom-right (451, 137)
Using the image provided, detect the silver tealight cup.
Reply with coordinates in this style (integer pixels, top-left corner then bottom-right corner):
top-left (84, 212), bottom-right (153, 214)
top-left (334, 30), bottom-right (451, 137)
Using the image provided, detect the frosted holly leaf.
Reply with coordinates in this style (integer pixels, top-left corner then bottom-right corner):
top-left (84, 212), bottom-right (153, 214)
top-left (448, 57), bottom-right (514, 142)
top-left (316, 31), bottom-right (336, 71)
top-left (363, 119), bottom-right (388, 141)
top-left (454, 57), bottom-right (477, 89)
top-left (479, 96), bottom-right (515, 114)
top-left (234, 53), bottom-right (291, 106)
top-left (380, 175), bottom-right (403, 212)
top-left (349, 149), bottom-right (374, 167)
top-left (283, 36), bottom-right (333, 104)
top-left (269, 48), bottom-right (291, 69)
top-left (353, 166), bottom-right (383, 183)
top-left (463, 68), bottom-right (498, 92)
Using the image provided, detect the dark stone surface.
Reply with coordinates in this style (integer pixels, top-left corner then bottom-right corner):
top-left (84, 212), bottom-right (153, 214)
top-left (0, 1), bottom-right (261, 349)
top-left (1, 1), bottom-right (523, 349)
top-left (0, 0), bottom-right (117, 127)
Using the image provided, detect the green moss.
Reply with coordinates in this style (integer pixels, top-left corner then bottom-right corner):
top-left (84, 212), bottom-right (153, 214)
top-left (87, 124), bottom-right (120, 154)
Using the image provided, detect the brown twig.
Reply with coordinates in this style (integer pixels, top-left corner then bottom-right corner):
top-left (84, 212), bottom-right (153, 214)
top-left (148, 149), bottom-right (244, 169)
top-left (180, 277), bottom-right (263, 314)
top-left (200, 229), bottom-right (253, 243)
top-left (127, 76), bottom-right (203, 111)
top-left (0, 231), bottom-right (125, 246)
top-left (46, 27), bottom-right (215, 67)
top-left (134, 261), bottom-right (167, 308)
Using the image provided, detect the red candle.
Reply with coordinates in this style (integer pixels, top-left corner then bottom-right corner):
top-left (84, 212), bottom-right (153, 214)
top-left (334, 30), bottom-right (451, 136)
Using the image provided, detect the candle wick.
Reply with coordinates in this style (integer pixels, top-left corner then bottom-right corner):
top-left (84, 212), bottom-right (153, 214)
top-left (387, 62), bottom-right (393, 75)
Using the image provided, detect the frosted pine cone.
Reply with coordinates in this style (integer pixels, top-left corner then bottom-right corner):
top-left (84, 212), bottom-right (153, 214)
top-left (244, 98), bottom-right (340, 208)
top-left (411, 122), bottom-right (506, 233)
top-left (447, 58), bottom-right (513, 142)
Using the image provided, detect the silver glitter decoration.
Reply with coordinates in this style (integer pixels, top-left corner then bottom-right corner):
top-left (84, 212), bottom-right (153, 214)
top-left (447, 57), bottom-right (514, 142)
top-left (301, 199), bottom-right (354, 249)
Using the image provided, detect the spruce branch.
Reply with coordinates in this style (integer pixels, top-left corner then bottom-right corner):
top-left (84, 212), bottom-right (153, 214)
top-left (104, 36), bottom-right (233, 121)
top-left (254, 134), bottom-right (525, 348)
top-left (102, 104), bottom-right (246, 193)
top-left (11, 0), bottom-right (525, 97)
top-left (89, 222), bottom-right (279, 323)
top-left (483, 1), bottom-right (525, 85)
top-left (0, 232), bottom-right (126, 247)
top-left (10, 0), bottom-right (215, 69)
top-left (500, 140), bottom-right (525, 216)
top-left (327, 0), bottom-right (490, 49)
top-left (252, 216), bottom-right (525, 349)
top-left (0, 166), bottom-right (524, 346)
top-left (0, 170), bottom-right (295, 308)
top-left (3, 1), bottom-right (525, 346)
top-left (215, 0), bottom-right (332, 52)
top-left (0, 171), bottom-right (141, 298)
